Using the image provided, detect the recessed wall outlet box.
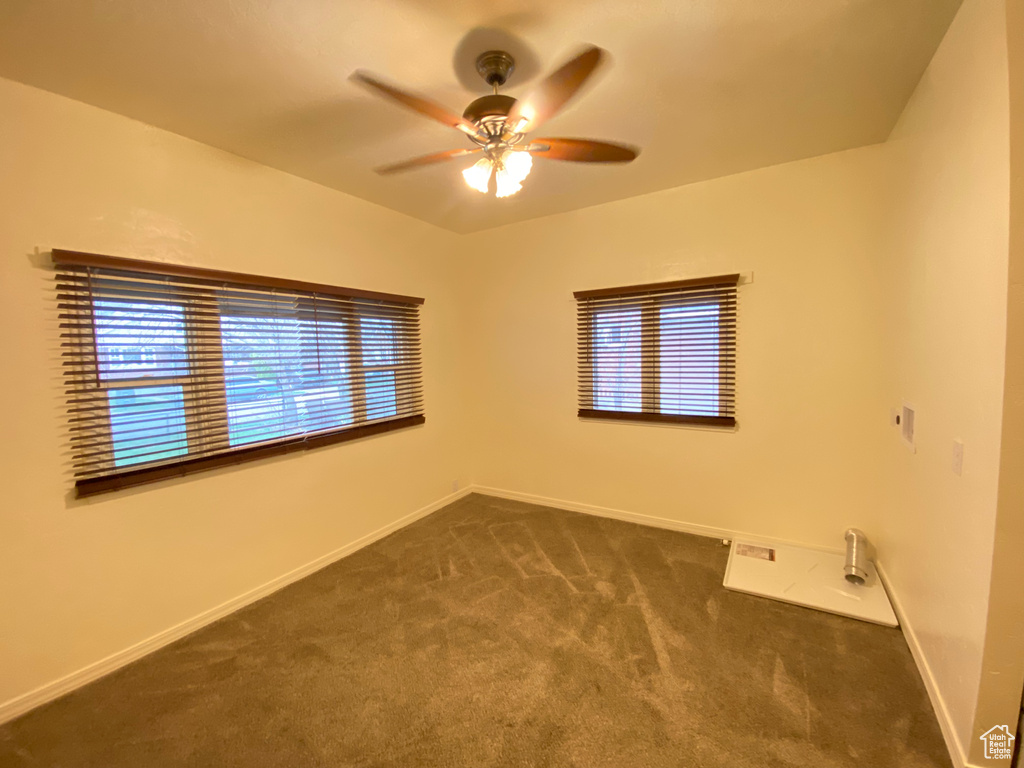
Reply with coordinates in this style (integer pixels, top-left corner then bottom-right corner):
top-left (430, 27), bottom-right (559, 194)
top-left (901, 403), bottom-right (916, 452)
top-left (952, 439), bottom-right (964, 476)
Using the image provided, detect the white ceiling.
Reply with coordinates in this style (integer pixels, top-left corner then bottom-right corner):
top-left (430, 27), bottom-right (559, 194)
top-left (0, 0), bottom-right (961, 234)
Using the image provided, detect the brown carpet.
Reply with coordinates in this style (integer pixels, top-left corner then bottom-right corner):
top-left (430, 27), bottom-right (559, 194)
top-left (0, 493), bottom-right (951, 767)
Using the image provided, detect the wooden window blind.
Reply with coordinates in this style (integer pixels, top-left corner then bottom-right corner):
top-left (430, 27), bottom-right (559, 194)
top-left (55, 250), bottom-right (425, 497)
top-left (575, 274), bottom-right (738, 427)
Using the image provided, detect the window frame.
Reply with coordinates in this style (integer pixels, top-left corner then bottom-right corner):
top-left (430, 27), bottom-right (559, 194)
top-left (56, 249), bottom-right (425, 497)
top-left (575, 274), bottom-right (738, 428)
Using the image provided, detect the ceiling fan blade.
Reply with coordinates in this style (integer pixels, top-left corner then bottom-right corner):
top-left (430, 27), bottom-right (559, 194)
top-left (506, 46), bottom-right (605, 134)
top-left (526, 138), bottom-right (639, 163)
top-left (375, 147), bottom-right (482, 175)
top-left (351, 70), bottom-right (481, 137)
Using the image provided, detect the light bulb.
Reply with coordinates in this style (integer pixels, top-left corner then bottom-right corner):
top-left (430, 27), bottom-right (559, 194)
top-left (510, 105), bottom-right (535, 134)
top-left (501, 150), bottom-right (533, 184)
top-left (462, 158), bottom-right (492, 194)
top-left (494, 167), bottom-right (523, 198)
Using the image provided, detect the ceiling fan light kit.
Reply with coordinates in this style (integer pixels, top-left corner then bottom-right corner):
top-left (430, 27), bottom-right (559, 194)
top-left (351, 44), bottom-right (639, 199)
top-left (460, 57), bottom-right (535, 198)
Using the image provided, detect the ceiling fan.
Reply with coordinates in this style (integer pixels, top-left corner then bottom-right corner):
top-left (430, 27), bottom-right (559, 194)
top-left (351, 46), bottom-right (639, 198)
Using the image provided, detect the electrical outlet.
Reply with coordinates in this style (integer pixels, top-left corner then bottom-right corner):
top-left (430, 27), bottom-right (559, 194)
top-left (952, 440), bottom-right (964, 476)
top-left (451, 479), bottom-right (459, 493)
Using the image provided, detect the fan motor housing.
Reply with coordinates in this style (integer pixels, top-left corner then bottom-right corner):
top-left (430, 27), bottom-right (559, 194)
top-left (462, 94), bottom-right (517, 124)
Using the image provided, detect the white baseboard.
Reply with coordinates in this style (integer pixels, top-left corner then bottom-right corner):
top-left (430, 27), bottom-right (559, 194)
top-left (0, 486), bottom-right (473, 726)
top-left (468, 485), bottom-right (844, 554)
top-left (469, 485), bottom-right (964, 768)
top-left (875, 561), bottom-right (971, 768)
top-left (0, 483), bottom-right (966, 768)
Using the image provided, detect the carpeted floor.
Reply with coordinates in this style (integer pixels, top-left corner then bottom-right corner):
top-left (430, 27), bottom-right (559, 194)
top-left (0, 493), bottom-right (952, 767)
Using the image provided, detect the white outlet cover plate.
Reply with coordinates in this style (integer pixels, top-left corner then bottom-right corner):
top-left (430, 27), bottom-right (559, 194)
top-left (724, 540), bottom-right (898, 627)
top-left (901, 402), bottom-right (917, 452)
top-left (952, 439), bottom-right (964, 475)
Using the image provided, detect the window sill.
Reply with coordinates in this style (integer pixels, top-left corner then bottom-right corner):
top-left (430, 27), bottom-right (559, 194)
top-left (577, 409), bottom-right (736, 428)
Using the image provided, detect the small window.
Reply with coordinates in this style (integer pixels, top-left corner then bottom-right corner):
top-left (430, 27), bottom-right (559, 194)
top-left (575, 274), bottom-right (738, 426)
top-left (56, 250), bottom-right (425, 497)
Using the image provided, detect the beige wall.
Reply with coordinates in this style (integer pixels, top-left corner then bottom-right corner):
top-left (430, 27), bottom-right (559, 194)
top-left (0, 77), bottom-right (466, 708)
top-left (871, 0), bottom-right (1014, 761)
top-left (968, 0), bottom-right (1024, 763)
top-left (459, 139), bottom-right (891, 549)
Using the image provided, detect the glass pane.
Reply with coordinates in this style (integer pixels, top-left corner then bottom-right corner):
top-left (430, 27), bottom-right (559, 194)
top-left (360, 316), bottom-right (397, 366)
top-left (108, 385), bottom-right (188, 467)
top-left (360, 316), bottom-right (399, 420)
top-left (592, 309), bottom-right (642, 411)
top-left (365, 370), bottom-right (398, 420)
top-left (94, 301), bottom-right (188, 381)
top-left (659, 303), bottom-right (721, 416)
top-left (220, 312), bottom-right (353, 446)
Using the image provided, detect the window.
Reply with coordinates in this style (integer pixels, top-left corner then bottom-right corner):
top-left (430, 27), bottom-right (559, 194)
top-left (56, 250), bottom-right (424, 497)
top-left (575, 274), bottom-right (738, 426)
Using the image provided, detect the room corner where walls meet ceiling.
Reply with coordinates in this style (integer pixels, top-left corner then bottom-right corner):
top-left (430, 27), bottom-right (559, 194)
top-left (0, 0), bottom-right (962, 234)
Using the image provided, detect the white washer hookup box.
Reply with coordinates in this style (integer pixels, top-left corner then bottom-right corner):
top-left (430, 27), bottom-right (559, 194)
top-left (723, 540), bottom-right (898, 627)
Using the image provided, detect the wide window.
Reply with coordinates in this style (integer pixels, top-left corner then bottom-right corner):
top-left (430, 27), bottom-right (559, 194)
top-left (56, 250), bottom-right (424, 497)
top-left (575, 274), bottom-right (738, 426)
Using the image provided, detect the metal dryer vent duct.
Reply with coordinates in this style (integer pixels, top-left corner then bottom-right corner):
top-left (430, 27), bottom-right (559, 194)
top-left (844, 528), bottom-right (871, 585)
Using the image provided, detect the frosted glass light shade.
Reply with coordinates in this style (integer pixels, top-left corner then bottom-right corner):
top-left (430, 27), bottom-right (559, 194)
top-left (494, 168), bottom-right (523, 198)
top-left (462, 158), bottom-right (492, 193)
top-left (502, 150), bottom-right (533, 183)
